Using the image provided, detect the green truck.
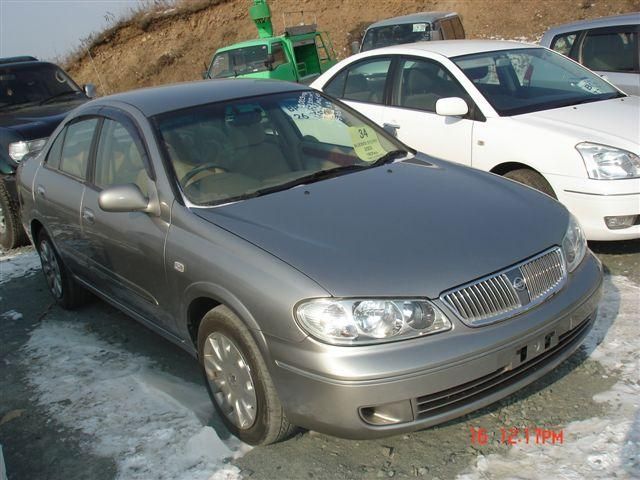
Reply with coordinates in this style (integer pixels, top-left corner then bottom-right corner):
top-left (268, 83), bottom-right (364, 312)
top-left (204, 0), bottom-right (337, 84)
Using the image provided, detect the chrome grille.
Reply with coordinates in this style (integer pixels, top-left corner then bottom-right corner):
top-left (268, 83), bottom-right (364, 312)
top-left (441, 247), bottom-right (567, 327)
top-left (520, 249), bottom-right (565, 301)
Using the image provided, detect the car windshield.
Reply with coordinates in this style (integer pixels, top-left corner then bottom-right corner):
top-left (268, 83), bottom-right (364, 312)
top-left (452, 47), bottom-right (622, 116)
top-left (153, 90), bottom-right (409, 206)
top-left (361, 23), bottom-right (432, 52)
top-left (209, 45), bottom-right (270, 78)
top-left (0, 63), bottom-right (82, 110)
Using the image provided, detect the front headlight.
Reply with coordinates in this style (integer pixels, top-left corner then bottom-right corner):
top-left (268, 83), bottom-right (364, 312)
top-left (8, 137), bottom-right (48, 162)
top-left (562, 214), bottom-right (587, 273)
top-left (295, 298), bottom-right (452, 345)
top-left (576, 142), bottom-right (640, 180)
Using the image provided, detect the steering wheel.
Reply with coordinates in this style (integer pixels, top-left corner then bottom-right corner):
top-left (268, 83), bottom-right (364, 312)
top-left (181, 162), bottom-right (228, 187)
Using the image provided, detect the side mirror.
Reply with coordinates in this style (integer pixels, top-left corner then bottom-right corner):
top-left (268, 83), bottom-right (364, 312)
top-left (203, 62), bottom-right (210, 79)
top-left (350, 41), bottom-right (360, 54)
top-left (83, 83), bottom-right (97, 98)
top-left (264, 54), bottom-right (275, 70)
top-left (99, 184), bottom-right (149, 213)
top-left (435, 97), bottom-right (469, 117)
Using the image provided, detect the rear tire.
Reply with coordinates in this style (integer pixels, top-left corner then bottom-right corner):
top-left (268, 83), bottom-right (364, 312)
top-left (0, 182), bottom-right (27, 250)
top-left (504, 168), bottom-right (556, 199)
top-left (197, 305), bottom-right (296, 445)
top-left (36, 231), bottom-right (88, 309)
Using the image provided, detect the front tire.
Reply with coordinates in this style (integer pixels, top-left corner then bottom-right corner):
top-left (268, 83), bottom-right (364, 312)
top-left (504, 168), bottom-right (556, 199)
top-left (0, 181), bottom-right (27, 250)
top-left (36, 231), bottom-right (88, 309)
top-left (197, 306), bottom-right (296, 445)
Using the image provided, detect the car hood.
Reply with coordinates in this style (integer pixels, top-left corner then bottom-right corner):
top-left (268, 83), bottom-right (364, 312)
top-left (513, 97), bottom-right (640, 153)
top-left (0, 99), bottom-right (86, 137)
top-left (194, 158), bottom-right (568, 298)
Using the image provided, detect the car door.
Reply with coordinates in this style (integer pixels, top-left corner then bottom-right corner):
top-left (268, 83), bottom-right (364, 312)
top-left (80, 111), bottom-right (175, 333)
top-left (34, 117), bottom-right (99, 276)
top-left (578, 25), bottom-right (640, 96)
top-left (382, 56), bottom-right (474, 165)
top-left (322, 56), bottom-right (393, 126)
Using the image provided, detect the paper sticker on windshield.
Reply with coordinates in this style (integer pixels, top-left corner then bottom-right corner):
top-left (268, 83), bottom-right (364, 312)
top-left (413, 23), bottom-right (427, 32)
top-left (348, 126), bottom-right (386, 162)
top-left (576, 78), bottom-right (603, 95)
top-left (322, 108), bottom-right (336, 121)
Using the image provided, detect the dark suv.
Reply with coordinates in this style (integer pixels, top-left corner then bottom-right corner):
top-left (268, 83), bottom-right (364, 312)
top-left (0, 56), bottom-right (93, 249)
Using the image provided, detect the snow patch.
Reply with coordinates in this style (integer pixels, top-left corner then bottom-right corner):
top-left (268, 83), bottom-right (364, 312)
top-left (1, 310), bottom-right (23, 320)
top-left (24, 320), bottom-right (248, 480)
top-left (0, 250), bottom-right (40, 285)
top-left (458, 275), bottom-right (640, 479)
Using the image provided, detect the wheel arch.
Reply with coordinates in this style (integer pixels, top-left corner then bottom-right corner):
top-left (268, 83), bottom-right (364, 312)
top-left (30, 218), bottom-right (45, 244)
top-left (490, 161), bottom-right (536, 177)
top-left (184, 283), bottom-right (268, 357)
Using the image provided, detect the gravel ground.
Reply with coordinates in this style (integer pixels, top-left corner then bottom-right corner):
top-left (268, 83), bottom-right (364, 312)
top-left (0, 240), bottom-right (638, 479)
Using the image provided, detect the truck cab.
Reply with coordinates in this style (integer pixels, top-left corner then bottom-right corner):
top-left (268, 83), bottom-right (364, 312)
top-left (205, 1), bottom-right (337, 84)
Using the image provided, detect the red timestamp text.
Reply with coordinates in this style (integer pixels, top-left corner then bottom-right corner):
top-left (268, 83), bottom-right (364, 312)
top-left (470, 426), bottom-right (564, 446)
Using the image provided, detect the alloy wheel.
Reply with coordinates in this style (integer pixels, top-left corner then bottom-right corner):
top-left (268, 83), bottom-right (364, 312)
top-left (0, 203), bottom-right (6, 234)
top-left (39, 239), bottom-right (63, 298)
top-left (203, 332), bottom-right (257, 429)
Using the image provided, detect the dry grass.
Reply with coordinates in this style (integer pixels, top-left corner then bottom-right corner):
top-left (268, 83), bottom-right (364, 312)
top-left (61, 0), bottom-right (228, 69)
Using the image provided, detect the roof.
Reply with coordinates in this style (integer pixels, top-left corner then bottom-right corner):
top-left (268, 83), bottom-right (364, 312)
top-left (0, 56), bottom-right (38, 65)
top-left (367, 12), bottom-right (458, 29)
top-left (543, 12), bottom-right (640, 36)
top-left (358, 39), bottom-right (539, 59)
top-left (99, 79), bottom-right (310, 117)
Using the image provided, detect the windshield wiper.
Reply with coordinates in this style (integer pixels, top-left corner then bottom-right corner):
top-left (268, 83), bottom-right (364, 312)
top-left (246, 164), bottom-right (369, 198)
top-left (370, 149), bottom-right (410, 167)
top-left (39, 90), bottom-right (81, 105)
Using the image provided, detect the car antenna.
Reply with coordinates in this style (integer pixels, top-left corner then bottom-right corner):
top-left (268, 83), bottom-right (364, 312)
top-left (84, 46), bottom-right (110, 95)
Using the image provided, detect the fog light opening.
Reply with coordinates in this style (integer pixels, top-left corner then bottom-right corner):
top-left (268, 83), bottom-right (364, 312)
top-left (604, 215), bottom-right (637, 230)
top-left (359, 400), bottom-right (413, 426)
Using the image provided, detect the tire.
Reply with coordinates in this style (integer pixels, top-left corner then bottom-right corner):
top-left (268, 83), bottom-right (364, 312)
top-left (197, 306), bottom-right (296, 445)
top-left (0, 181), bottom-right (28, 250)
top-left (504, 168), bottom-right (557, 199)
top-left (36, 231), bottom-right (88, 309)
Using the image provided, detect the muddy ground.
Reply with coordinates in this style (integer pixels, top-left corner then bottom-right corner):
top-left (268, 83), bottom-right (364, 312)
top-left (0, 239), bottom-right (638, 479)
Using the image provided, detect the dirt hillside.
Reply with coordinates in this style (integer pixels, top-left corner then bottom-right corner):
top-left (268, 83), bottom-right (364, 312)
top-left (66, 0), bottom-right (640, 95)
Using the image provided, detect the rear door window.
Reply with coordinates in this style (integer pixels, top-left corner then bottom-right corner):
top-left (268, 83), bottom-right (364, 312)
top-left (45, 129), bottom-right (66, 170)
top-left (341, 58), bottom-right (392, 104)
top-left (580, 26), bottom-right (639, 73)
top-left (550, 32), bottom-right (579, 58)
top-left (59, 118), bottom-right (98, 179)
top-left (440, 20), bottom-right (455, 39)
top-left (452, 17), bottom-right (465, 39)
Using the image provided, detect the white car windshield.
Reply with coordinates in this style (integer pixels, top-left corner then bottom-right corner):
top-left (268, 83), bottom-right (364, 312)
top-left (453, 48), bottom-right (622, 116)
top-left (153, 91), bottom-right (408, 206)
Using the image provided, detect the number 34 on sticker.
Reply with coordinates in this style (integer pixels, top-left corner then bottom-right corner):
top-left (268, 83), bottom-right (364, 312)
top-left (348, 125), bottom-right (386, 162)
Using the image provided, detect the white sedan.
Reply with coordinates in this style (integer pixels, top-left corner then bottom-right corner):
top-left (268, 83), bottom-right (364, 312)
top-left (311, 41), bottom-right (640, 241)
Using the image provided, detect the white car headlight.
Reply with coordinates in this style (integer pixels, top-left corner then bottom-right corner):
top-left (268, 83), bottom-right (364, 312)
top-left (576, 142), bottom-right (640, 180)
top-left (562, 214), bottom-right (587, 273)
top-left (295, 298), bottom-right (452, 345)
top-left (8, 137), bottom-right (48, 162)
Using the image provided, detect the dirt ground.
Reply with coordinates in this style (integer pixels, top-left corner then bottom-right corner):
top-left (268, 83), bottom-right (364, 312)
top-left (0, 240), bottom-right (638, 479)
top-left (65, 0), bottom-right (640, 96)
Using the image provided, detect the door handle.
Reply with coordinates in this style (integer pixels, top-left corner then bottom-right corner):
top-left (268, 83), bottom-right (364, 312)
top-left (36, 185), bottom-right (46, 198)
top-left (82, 208), bottom-right (95, 224)
top-left (383, 122), bottom-right (401, 136)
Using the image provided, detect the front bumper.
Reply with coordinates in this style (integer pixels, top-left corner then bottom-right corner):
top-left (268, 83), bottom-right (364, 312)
top-left (547, 174), bottom-right (640, 241)
top-left (266, 252), bottom-right (603, 439)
